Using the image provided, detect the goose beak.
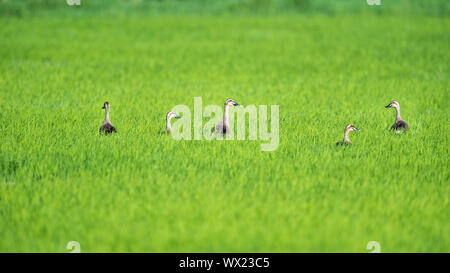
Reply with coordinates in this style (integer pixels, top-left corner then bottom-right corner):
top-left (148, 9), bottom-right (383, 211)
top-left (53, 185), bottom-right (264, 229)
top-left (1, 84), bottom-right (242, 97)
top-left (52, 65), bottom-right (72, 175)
top-left (353, 128), bottom-right (360, 131)
top-left (385, 104), bottom-right (391, 108)
top-left (175, 115), bottom-right (181, 119)
top-left (101, 106), bottom-right (105, 109)
top-left (234, 103), bottom-right (240, 106)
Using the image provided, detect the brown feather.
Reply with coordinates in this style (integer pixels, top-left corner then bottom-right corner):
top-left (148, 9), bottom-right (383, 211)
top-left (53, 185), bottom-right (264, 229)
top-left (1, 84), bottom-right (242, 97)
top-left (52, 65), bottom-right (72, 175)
top-left (99, 123), bottom-right (117, 135)
top-left (391, 120), bottom-right (409, 131)
top-left (336, 141), bottom-right (351, 146)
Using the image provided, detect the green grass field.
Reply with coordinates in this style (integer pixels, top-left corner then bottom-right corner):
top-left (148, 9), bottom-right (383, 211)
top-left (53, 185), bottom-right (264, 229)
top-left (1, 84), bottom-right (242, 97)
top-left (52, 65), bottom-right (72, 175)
top-left (0, 1), bottom-right (449, 252)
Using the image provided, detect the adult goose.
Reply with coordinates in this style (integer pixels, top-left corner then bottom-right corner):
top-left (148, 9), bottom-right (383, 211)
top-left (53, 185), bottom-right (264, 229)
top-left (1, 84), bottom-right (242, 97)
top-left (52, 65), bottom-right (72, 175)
top-left (215, 98), bottom-right (240, 136)
top-left (99, 101), bottom-right (117, 135)
top-left (336, 124), bottom-right (360, 146)
top-left (385, 100), bottom-right (409, 131)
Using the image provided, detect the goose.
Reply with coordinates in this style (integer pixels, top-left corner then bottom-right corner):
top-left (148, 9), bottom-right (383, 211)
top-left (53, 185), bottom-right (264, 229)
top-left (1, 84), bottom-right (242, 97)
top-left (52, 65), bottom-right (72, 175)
top-left (385, 100), bottom-right (409, 131)
top-left (163, 111), bottom-right (181, 134)
top-left (99, 101), bottom-right (117, 135)
top-left (336, 124), bottom-right (360, 146)
top-left (215, 98), bottom-right (240, 135)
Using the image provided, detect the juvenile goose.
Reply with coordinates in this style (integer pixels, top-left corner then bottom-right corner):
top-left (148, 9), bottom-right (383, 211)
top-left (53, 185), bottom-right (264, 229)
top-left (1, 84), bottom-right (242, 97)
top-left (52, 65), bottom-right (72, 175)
top-left (163, 111), bottom-right (181, 134)
top-left (385, 100), bottom-right (409, 131)
top-left (215, 98), bottom-right (240, 135)
top-left (336, 124), bottom-right (360, 146)
top-left (99, 101), bottom-right (117, 135)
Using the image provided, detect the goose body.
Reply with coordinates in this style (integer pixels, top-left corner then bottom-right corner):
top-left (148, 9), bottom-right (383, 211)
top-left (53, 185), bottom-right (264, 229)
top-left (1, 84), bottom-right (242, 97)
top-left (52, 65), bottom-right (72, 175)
top-left (385, 100), bottom-right (409, 131)
top-left (99, 102), bottom-right (117, 135)
top-left (391, 120), bottom-right (409, 131)
top-left (100, 122), bottom-right (116, 135)
top-left (336, 124), bottom-right (360, 146)
top-left (215, 98), bottom-right (240, 135)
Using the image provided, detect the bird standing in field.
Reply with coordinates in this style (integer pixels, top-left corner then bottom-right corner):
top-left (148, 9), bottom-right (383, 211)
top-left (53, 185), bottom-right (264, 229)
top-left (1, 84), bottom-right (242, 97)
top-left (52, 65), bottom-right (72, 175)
top-left (162, 111), bottom-right (181, 134)
top-left (336, 124), bottom-right (360, 146)
top-left (215, 98), bottom-right (240, 136)
top-left (385, 100), bottom-right (409, 131)
top-left (99, 101), bottom-right (117, 135)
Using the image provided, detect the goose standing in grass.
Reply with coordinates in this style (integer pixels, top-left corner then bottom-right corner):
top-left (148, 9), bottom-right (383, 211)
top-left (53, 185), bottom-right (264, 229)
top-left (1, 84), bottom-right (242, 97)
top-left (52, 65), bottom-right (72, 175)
top-left (336, 124), bottom-right (360, 146)
top-left (385, 100), bottom-right (409, 131)
top-left (162, 111), bottom-right (181, 134)
top-left (215, 98), bottom-right (240, 135)
top-left (99, 101), bottom-right (117, 135)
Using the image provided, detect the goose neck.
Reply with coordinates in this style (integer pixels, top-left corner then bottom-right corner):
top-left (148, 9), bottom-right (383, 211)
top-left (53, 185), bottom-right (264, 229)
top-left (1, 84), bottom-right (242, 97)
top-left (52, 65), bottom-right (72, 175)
top-left (166, 117), bottom-right (172, 132)
top-left (395, 106), bottom-right (402, 122)
top-left (344, 129), bottom-right (351, 142)
top-left (223, 104), bottom-right (230, 126)
top-left (104, 108), bottom-right (110, 123)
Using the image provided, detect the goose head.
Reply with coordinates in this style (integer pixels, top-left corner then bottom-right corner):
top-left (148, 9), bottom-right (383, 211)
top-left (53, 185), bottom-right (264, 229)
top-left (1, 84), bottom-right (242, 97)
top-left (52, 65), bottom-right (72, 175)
top-left (101, 101), bottom-right (109, 110)
top-left (166, 111), bottom-right (181, 120)
top-left (225, 98), bottom-right (240, 107)
top-left (385, 100), bottom-right (399, 109)
top-left (346, 124), bottom-right (360, 132)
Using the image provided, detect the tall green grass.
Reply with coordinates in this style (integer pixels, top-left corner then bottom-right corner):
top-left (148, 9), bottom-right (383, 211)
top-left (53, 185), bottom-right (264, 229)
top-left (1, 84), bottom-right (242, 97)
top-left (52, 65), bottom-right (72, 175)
top-left (1, 0), bottom-right (449, 17)
top-left (0, 2), bottom-right (449, 252)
